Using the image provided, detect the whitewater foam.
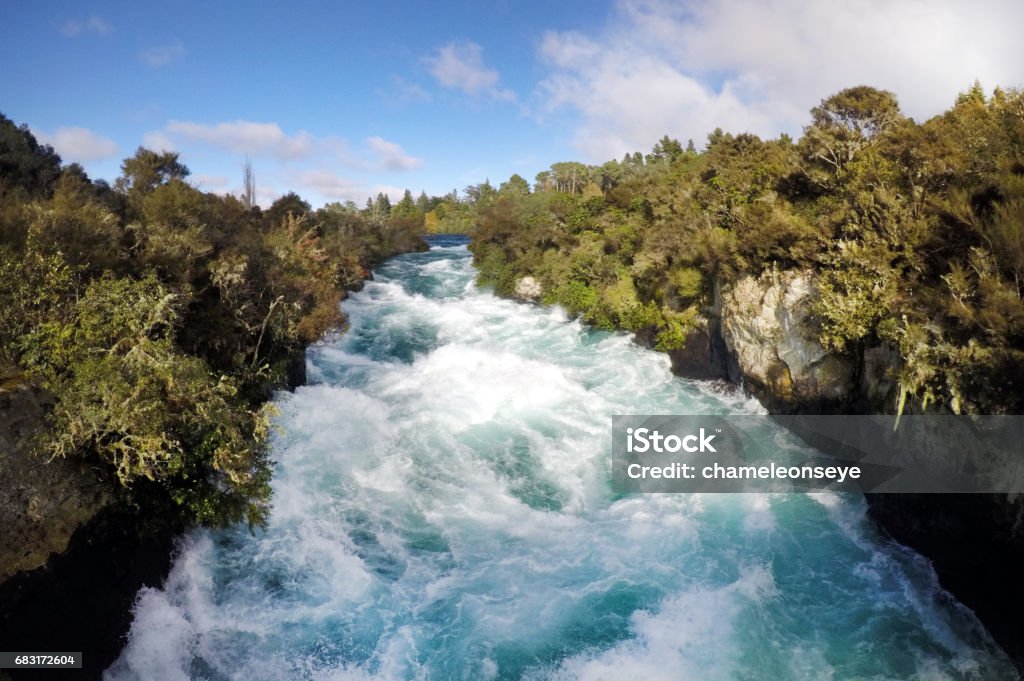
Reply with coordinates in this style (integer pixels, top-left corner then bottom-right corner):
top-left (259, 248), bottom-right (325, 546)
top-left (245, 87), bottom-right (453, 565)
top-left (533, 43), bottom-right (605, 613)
top-left (107, 240), bottom-right (1015, 680)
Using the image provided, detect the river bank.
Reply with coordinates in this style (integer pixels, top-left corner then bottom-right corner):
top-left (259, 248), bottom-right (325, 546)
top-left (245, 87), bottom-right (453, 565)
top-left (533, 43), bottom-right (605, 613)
top-left (0, 243), bottom-right (427, 681)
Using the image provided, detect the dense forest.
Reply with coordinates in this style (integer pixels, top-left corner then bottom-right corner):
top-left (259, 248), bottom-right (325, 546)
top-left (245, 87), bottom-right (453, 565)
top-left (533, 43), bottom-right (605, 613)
top-left (469, 84), bottom-right (1024, 416)
top-left (0, 115), bottom-right (425, 529)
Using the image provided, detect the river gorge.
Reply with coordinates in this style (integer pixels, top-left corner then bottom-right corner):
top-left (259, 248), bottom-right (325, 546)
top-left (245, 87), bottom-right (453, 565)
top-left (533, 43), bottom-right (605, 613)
top-left (105, 237), bottom-right (1016, 680)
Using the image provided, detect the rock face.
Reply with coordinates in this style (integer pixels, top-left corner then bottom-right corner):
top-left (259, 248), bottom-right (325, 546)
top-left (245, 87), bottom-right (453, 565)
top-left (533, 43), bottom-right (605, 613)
top-left (866, 493), bottom-right (1024, 671)
top-left (666, 323), bottom-right (731, 381)
top-left (719, 270), bottom-right (856, 413)
top-left (0, 373), bottom-right (178, 679)
top-left (513, 276), bottom-right (543, 303)
top-left (0, 377), bottom-right (111, 581)
top-left (0, 506), bottom-right (178, 679)
top-left (662, 268), bottom-right (1024, 673)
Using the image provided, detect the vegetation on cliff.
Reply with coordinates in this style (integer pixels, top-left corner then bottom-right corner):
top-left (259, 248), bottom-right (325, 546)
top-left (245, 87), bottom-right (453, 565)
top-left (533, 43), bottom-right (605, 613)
top-left (469, 84), bottom-right (1024, 415)
top-left (0, 114), bottom-right (425, 529)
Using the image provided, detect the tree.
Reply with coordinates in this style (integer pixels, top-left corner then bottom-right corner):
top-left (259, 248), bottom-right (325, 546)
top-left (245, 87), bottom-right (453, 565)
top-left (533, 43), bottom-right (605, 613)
top-left (535, 170), bottom-right (552, 192)
top-left (804, 86), bottom-right (902, 176)
top-left (597, 161), bottom-right (623, 192)
top-left (373, 192), bottom-right (392, 222)
top-left (265, 192), bottom-right (311, 227)
top-left (19, 273), bottom-right (273, 527)
top-left (31, 170), bottom-right (123, 274)
top-left (242, 156), bottom-right (256, 210)
top-left (138, 179), bottom-right (215, 283)
top-left (646, 135), bottom-right (684, 164)
top-left (0, 113), bottom-right (63, 198)
top-left (549, 162), bottom-right (590, 194)
top-left (499, 173), bottom-right (531, 196)
top-left (464, 180), bottom-right (497, 207)
top-left (115, 148), bottom-right (190, 196)
top-left (392, 188), bottom-right (418, 219)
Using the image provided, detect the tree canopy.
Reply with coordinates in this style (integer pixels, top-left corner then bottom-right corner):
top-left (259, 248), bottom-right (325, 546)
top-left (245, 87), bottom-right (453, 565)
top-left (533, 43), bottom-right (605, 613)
top-left (469, 84), bottom-right (1024, 416)
top-left (0, 116), bottom-right (425, 527)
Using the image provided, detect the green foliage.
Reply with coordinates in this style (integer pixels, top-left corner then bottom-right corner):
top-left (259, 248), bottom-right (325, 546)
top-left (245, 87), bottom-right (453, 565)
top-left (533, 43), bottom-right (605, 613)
top-left (469, 84), bottom-right (1024, 414)
top-left (0, 234), bottom-right (78, 360)
top-left (32, 171), bottom-right (125, 274)
top-left (554, 280), bottom-right (599, 318)
top-left (115, 148), bottom-right (189, 197)
top-left (0, 113), bottom-right (64, 199)
top-left (265, 192), bottom-right (312, 226)
top-left (475, 245), bottom-right (517, 296)
top-left (814, 238), bottom-right (902, 352)
top-left (19, 275), bottom-right (273, 526)
top-left (655, 309), bottom-right (699, 352)
top-left (499, 174), bottom-right (531, 196)
top-left (0, 116), bottom-right (427, 529)
top-left (668, 266), bottom-right (703, 302)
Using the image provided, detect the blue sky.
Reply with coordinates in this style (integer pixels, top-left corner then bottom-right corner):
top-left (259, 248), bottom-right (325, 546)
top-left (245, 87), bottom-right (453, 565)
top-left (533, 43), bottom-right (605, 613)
top-left (3, 0), bottom-right (1023, 207)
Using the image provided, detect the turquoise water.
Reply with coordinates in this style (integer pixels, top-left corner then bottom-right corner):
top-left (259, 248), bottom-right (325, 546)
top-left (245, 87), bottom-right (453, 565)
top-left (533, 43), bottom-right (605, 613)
top-left (107, 239), bottom-right (1015, 680)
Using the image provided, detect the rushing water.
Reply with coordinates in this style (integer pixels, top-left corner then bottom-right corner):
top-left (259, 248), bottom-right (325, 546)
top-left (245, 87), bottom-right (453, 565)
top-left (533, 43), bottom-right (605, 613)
top-left (107, 237), bottom-right (1014, 680)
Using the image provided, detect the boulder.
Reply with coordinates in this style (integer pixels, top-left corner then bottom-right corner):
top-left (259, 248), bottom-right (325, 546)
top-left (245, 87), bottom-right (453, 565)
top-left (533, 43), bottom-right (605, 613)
top-left (513, 276), bottom-right (543, 302)
top-left (720, 270), bottom-right (856, 413)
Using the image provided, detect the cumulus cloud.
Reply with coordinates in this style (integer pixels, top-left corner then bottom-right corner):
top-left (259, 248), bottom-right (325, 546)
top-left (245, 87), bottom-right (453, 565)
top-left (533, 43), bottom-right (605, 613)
top-left (142, 131), bottom-right (177, 153)
top-left (425, 41), bottom-right (515, 101)
top-left (148, 120), bottom-right (423, 174)
top-left (136, 122), bottom-right (424, 208)
top-left (35, 126), bottom-right (119, 163)
top-left (59, 15), bottom-right (112, 37)
top-left (164, 120), bottom-right (315, 159)
top-left (295, 169), bottom-right (364, 201)
top-left (369, 185), bottom-right (407, 203)
top-left (366, 136), bottom-right (422, 170)
top-left (140, 41), bottom-right (186, 68)
top-left (537, 0), bottom-right (1024, 160)
top-left (288, 170), bottom-right (407, 205)
top-left (191, 174), bottom-right (229, 191)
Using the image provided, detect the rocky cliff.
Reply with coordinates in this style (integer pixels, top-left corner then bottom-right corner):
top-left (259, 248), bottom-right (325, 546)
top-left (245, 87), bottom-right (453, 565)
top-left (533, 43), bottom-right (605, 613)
top-left (660, 269), bottom-right (1024, 673)
top-left (508, 269), bottom-right (1023, 670)
top-left (0, 371), bottom-right (178, 679)
top-left (0, 374), bottom-right (110, 581)
top-left (718, 270), bottom-right (859, 412)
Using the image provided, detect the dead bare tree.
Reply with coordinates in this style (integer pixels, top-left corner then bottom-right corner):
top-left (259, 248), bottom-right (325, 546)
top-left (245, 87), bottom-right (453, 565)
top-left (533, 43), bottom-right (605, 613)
top-left (242, 156), bottom-right (256, 209)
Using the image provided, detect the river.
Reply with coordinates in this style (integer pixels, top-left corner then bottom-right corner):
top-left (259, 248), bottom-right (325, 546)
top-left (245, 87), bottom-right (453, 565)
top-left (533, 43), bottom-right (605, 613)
top-left (106, 236), bottom-right (1014, 680)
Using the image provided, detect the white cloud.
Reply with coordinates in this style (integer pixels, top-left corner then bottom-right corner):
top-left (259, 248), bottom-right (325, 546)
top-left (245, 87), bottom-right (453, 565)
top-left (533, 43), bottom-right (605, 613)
top-left (191, 174), bottom-right (229, 191)
top-left (254, 185), bottom-right (281, 209)
top-left (370, 185), bottom-right (407, 203)
top-left (164, 120), bottom-right (315, 159)
top-left (148, 121), bottom-right (423, 173)
top-left (366, 136), bottom-right (422, 171)
top-left (295, 169), bottom-right (363, 201)
top-left (142, 131), bottom-right (177, 153)
top-left (425, 41), bottom-right (515, 101)
top-left (35, 126), bottom-right (119, 163)
top-left (59, 15), bottom-right (112, 37)
top-left (140, 41), bottom-right (186, 68)
top-left (537, 0), bottom-right (1024, 160)
top-left (386, 76), bottom-right (433, 105)
top-left (136, 123), bottom-right (426, 209)
top-left (288, 170), bottom-right (407, 205)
